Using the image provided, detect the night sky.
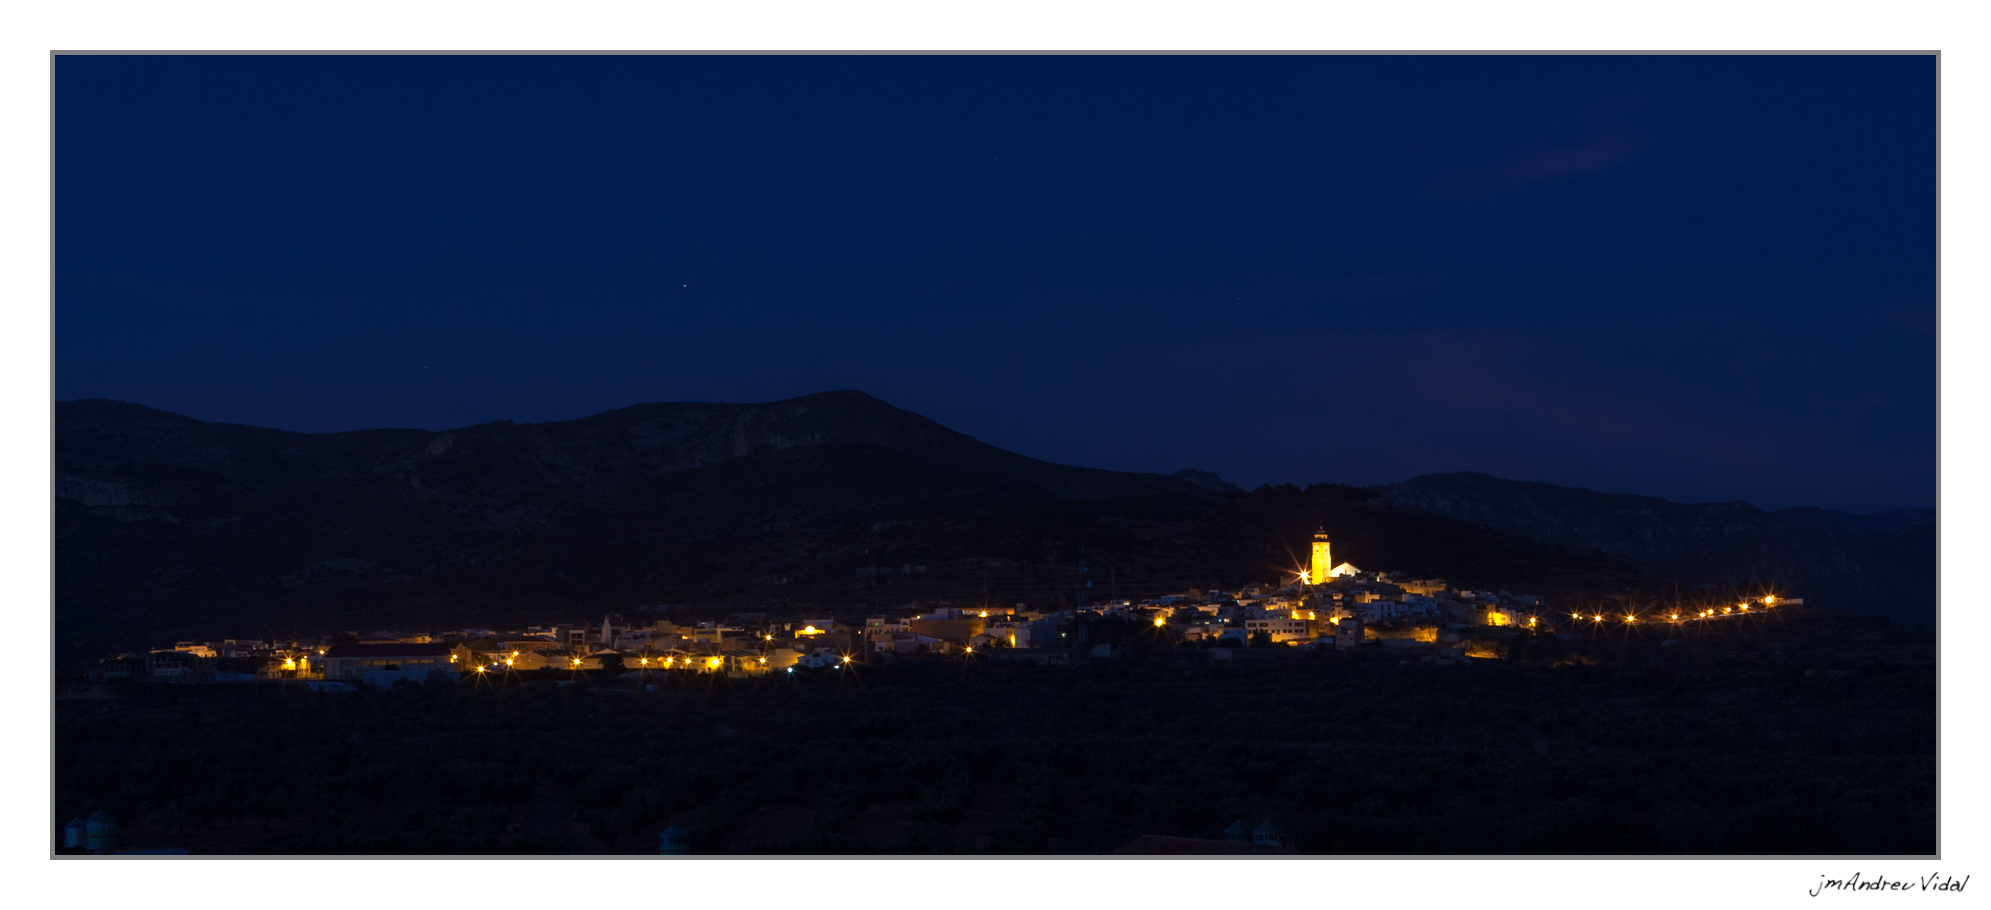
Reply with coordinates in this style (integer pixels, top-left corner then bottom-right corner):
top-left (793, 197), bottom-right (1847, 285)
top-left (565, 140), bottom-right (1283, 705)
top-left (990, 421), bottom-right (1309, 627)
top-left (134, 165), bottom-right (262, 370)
top-left (54, 55), bottom-right (1936, 513)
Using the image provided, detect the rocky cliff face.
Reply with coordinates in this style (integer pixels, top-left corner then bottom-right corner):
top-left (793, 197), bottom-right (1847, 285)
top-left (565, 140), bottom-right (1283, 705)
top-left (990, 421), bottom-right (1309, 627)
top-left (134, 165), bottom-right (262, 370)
top-left (1375, 473), bottom-right (1935, 626)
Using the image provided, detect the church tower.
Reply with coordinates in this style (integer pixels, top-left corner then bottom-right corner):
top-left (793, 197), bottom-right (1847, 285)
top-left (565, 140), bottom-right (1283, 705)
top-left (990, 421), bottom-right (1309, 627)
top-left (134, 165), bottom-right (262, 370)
top-left (1309, 526), bottom-right (1331, 586)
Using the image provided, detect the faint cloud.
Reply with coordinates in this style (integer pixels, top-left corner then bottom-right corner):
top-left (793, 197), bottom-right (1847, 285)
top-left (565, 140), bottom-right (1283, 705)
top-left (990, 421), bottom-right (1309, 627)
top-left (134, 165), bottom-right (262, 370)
top-left (1499, 135), bottom-right (1645, 185)
top-left (1429, 132), bottom-right (1649, 196)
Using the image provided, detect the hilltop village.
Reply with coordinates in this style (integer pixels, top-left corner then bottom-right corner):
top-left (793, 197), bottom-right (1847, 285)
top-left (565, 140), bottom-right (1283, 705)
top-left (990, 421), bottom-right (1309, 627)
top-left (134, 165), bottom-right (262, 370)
top-left (91, 530), bottom-right (1798, 689)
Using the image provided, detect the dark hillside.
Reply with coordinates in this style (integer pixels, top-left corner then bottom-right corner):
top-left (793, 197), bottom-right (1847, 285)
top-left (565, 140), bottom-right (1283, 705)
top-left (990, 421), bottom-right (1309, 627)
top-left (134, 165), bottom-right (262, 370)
top-left (56, 397), bottom-right (1687, 658)
top-left (1376, 473), bottom-right (1935, 627)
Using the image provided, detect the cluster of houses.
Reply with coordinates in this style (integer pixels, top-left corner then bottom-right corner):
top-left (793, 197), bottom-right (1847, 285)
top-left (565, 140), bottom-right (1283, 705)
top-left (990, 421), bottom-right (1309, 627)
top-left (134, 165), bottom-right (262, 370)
top-left (89, 556), bottom-right (1801, 686)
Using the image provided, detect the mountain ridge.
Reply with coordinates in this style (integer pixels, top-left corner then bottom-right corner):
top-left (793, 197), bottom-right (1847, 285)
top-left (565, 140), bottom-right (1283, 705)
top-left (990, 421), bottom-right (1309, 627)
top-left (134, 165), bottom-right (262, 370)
top-left (54, 395), bottom-right (1930, 659)
top-left (1375, 472), bottom-right (1934, 627)
top-left (56, 391), bottom-right (1209, 508)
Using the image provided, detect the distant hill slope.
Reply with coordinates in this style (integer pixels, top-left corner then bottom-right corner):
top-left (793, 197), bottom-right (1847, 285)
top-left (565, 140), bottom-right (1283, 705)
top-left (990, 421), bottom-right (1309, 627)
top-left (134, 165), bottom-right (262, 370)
top-left (56, 396), bottom-right (1684, 657)
top-left (1773, 506), bottom-right (1935, 537)
top-left (1375, 473), bottom-right (1935, 627)
top-left (56, 390), bottom-right (1199, 507)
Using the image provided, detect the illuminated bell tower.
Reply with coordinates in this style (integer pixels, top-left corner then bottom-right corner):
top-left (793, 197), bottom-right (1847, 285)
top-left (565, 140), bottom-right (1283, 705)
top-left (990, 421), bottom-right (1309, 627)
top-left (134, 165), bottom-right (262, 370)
top-left (1309, 526), bottom-right (1331, 586)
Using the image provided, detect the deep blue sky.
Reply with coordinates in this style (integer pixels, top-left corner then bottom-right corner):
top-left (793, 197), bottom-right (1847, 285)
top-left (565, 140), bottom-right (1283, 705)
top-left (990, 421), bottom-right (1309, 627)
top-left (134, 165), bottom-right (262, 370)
top-left (54, 55), bottom-right (1936, 513)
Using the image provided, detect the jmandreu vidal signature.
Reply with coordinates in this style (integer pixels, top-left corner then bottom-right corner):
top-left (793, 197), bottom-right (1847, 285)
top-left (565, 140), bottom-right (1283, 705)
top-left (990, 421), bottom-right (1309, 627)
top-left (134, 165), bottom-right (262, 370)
top-left (1811, 874), bottom-right (1968, 896)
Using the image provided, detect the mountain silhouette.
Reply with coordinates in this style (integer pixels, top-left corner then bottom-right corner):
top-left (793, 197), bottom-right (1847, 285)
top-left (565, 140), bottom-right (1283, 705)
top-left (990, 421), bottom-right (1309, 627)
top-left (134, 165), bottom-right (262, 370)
top-left (55, 393), bottom-right (1921, 661)
top-left (1376, 472), bottom-right (1934, 627)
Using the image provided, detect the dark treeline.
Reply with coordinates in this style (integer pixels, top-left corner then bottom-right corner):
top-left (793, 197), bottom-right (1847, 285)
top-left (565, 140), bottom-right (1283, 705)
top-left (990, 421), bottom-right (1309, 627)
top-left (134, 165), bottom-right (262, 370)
top-left (55, 609), bottom-right (1934, 855)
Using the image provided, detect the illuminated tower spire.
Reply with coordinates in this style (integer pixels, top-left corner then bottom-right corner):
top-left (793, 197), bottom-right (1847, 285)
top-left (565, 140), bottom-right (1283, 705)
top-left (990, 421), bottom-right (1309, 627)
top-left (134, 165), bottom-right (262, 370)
top-left (1309, 526), bottom-right (1331, 586)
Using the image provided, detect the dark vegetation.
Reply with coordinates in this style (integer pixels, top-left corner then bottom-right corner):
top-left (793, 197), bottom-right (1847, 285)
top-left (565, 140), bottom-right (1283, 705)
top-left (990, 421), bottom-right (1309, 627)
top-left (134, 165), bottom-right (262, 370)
top-left (55, 608), bottom-right (1934, 855)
